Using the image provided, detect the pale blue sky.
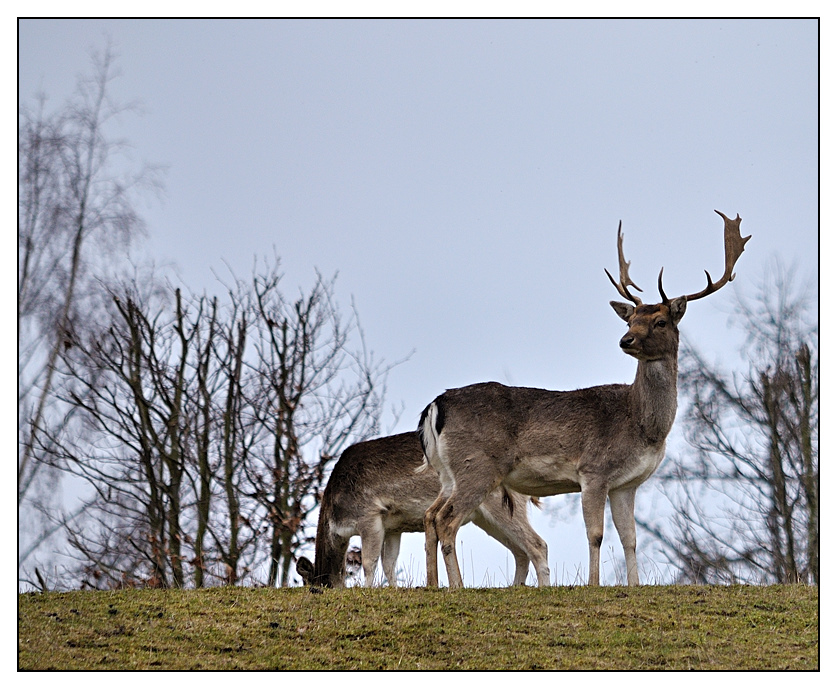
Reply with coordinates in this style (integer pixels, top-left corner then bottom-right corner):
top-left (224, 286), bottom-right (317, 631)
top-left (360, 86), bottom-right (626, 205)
top-left (18, 18), bottom-right (819, 586)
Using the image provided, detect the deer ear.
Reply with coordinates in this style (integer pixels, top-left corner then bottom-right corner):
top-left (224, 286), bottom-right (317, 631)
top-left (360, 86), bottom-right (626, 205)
top-left (610, 301), bottom-right (635, 322)
top-left (296, 556), bottom-right (314, 583)
top-left (669, 297), bottom-right (687, 325)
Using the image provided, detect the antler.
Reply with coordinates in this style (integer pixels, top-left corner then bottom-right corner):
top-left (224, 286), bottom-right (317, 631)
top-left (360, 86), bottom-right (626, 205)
top-left (682, 210), bottom-right (751, 302)
top-left (604, 221), bottom-right (643, 305)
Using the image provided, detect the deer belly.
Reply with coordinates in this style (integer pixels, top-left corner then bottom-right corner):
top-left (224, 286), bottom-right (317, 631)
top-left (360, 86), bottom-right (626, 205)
top-left (506, 455), bottom-right (581, 497)
top-left (379, 497), bottom-right (428, 533)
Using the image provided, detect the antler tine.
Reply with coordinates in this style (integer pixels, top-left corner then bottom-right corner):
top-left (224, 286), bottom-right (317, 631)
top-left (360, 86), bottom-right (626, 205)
top-left (684, 210), bottom-right (751, 302)
top-left (657, 267), bottom-right (668, 303)
top-left (604, 221), bottom-right (643, 305)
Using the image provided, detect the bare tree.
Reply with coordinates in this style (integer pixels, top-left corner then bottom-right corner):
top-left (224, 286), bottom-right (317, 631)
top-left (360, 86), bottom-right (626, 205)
top-left (248, 259), bottom-right (396, 587)
top-left (19, 46), bottom-right (397, 592)
top-left (18, 45), bottom-right (160, 585)
top-left (39, 259), bottom-right (398, 589)
top-left (43, 278), bottom-right (263, 590)
top-left (190, 290), bottom-right (256, 587)
top-left (47, 280), bottom-right (190, 588)
top-left (638, 261), bottom-right (818, 584)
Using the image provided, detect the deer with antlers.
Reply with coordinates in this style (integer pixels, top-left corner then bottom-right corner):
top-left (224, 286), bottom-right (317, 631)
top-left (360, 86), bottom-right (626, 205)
top-left (420, 210), bottom-right (750, 588)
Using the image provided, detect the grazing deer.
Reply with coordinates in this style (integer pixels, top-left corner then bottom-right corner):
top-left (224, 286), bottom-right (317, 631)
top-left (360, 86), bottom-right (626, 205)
top-left (421, 211), bottom-right (750, 588)
top-left (295, 432), bottom-right (550, 588)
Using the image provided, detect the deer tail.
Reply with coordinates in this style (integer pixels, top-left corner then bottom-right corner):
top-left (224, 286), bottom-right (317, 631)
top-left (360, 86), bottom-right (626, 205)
top-left (415, 400), bottom-right (442, 474)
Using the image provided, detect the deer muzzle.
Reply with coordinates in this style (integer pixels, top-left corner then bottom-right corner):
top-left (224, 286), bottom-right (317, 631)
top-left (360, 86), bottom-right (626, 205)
top-left (620, 333), bottom-right (637, 350)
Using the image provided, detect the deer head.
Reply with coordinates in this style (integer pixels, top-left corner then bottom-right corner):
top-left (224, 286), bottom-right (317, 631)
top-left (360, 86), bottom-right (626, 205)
top-left (605, 210), bottom-right (750, 362)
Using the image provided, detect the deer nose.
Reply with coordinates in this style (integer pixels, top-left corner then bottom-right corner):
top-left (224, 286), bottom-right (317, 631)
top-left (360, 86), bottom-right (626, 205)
top-left (620, 334), bottom-right (636, 349)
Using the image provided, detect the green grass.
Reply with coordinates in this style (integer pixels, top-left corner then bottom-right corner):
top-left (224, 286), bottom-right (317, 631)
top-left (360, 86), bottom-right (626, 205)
top-left (18, 585), bottom-right (817, 670)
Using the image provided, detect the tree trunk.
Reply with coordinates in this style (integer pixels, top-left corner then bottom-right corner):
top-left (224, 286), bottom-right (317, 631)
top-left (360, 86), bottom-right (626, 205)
top-left (795, 345), bottom-right (818, 584)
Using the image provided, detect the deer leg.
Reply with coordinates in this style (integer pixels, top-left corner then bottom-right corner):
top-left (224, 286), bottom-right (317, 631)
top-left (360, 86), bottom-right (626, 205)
top-left (529, 529), bottom-right (551, 587)
top-left (381, 531), bottom-right (402, 586)
top-left (513, 496), bottom-right (550, 587)
top-left (358, 517), bottom-right (385, 587)
top-left (424, 491), bottom-right (448, 588)
top-left (581, 480), bottom-right (608, 586)
top-left (471, 502), bottom-right (529, 585)
top-left (435, 471), bottom-right (500, 589)
top-left (472, 493), bottom-right (550, 587)
top-left (433, 495), bottom-right (465, 589)
top-left (506, 542), bottom-right (534, 587)
top-left (520, 527), bottom-right (551, 588)
top-left (609, 486), bottom-right (639, 586)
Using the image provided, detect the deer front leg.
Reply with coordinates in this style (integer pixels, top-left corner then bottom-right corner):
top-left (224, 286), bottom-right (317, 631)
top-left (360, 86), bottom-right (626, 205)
top-left (381, 531), bottom-right (402, 586)
top-left (609, 486), bottom-right (639, 586)
top-left (358, 517), bottom-right (386, 587)
top-left (581, 480), bottom-right (608, 586)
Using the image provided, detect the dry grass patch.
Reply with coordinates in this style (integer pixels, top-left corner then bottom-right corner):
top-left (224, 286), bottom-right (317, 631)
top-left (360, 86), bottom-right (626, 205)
top-left (19, 584), bottom-right (817, 670)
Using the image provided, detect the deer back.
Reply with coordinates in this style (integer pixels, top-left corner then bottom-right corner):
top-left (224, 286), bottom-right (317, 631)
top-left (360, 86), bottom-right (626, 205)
top-left (425, 380), bottom-right (673, 497)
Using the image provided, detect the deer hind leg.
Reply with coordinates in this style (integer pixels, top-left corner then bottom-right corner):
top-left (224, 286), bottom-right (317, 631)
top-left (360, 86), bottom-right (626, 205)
top-left (529, 532), bottom-right (551, 587)
top-left (511, 495), bottom-right (550, 587)
top-left (472, 491), bottom-right (550, 587)
top-left (434, 469), bottom-right (501, 590)
top-left (581, 479), bottom-right (609, 586)
top-left (357, 516), bottom-right (386, 587)
top-left (609, 486), bottom-right (639, 586)
top-left (433, 494), bottom-right (466, 589)
top-left (424, 491), bottom-right (448, 588)
top-left (380, 531), bottom-right (402, 586)
top-left (471, 498), bottom-right (526, 585)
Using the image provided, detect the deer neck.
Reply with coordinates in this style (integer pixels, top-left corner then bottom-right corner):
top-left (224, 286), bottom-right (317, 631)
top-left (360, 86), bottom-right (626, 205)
top-left (629, 355), bottom-right (678, 445)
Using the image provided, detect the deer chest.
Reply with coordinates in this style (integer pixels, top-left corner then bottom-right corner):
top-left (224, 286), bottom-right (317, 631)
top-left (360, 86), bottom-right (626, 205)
top-left (613, 445), bottom-right (666, 489)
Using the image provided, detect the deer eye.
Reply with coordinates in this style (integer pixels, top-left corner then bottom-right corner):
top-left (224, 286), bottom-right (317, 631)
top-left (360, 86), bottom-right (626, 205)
top-left (655, 319), bottom-right (667, 328)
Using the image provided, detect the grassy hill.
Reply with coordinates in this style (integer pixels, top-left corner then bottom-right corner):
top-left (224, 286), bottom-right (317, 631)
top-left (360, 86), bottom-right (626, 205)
top-left (18, 584), bottom-right (817, 670)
